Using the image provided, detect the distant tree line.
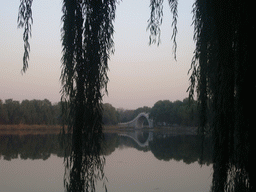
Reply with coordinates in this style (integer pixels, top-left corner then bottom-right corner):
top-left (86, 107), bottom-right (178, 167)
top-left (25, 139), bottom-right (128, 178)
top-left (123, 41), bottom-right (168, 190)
top-left (0, 99), bottom-right (61, 125)
top-left (150, 98), bottom-right (198, 126)
top-left (0, 98), bottom-right (198, 126)
top-left (0, 99), bottom-right (120, 125)
top-left (116, 98), bottom-right (199, 127)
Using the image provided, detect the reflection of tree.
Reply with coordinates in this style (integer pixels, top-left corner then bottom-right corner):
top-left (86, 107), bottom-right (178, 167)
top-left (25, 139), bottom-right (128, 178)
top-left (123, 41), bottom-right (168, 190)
top-left (149, 133), bottom-right (212, 165)
top-left (0, 133), bottom-right (117, 161)
top-left (0, 134), bottom-right (64, 160)
top-left (101, 133), bottom-right (118, 156)
top-left (0, 132), bottom-right (212, 165)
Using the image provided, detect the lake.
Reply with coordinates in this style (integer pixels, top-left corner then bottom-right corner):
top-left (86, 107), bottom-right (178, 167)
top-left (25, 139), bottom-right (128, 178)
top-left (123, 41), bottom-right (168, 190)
top-left (0, 129), bottom-right (212, 192)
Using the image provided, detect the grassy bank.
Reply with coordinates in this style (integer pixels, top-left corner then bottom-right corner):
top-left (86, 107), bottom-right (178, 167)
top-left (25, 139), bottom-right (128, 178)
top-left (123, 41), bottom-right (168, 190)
top-left (0, 124), bottom-right (63, 130)
top-left (0, 124), bottom-right (65, 135)
top-left (0, 124), bottom-right (120, 135)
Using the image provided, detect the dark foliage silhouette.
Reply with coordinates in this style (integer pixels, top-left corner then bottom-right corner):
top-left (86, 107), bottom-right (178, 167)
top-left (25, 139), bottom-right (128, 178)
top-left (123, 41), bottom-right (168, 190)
top-left (148, 0), bottom-right (256, 191)
top-left (189, 1), bottom-right (256, 191)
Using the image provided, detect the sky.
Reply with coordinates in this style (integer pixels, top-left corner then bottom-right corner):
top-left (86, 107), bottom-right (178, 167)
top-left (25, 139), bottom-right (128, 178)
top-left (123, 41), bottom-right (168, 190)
top-left (0, 0), bottom-right (195, 109)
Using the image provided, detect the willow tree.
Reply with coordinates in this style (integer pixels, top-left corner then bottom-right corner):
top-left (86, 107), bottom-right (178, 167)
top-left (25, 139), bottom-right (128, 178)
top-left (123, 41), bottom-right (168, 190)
top-left (18, 0), bottom-right (116, 134)
top-left (190, 1), bottom-right (256, 191)
top-left (189, 0), bottom-right (255, 191)
top-left (60, 1), bottom-right (116, 191)
top-left (18, 0), bottom-right (116, 191)
top-left (148, 0), bottom-right (255, 191)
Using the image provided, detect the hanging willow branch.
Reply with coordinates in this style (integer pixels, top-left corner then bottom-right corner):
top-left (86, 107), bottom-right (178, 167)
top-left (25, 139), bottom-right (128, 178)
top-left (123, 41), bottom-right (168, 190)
top-left (147, 0), bottom-right (178, 59)
top-left (147, 0), bottom-right (164, 46)
top-left (169, 0), bottom-right (178, 60)
top-left (17, 0), bottom-right (33, 73)
top-left (60, 0), bottom-right (117, 142)
top-left (60, 0), bottom-right (116, 133)
top-left (18, 1), bottom-right (116, 191)
top-left (60, 0), bottom-right (116, 191)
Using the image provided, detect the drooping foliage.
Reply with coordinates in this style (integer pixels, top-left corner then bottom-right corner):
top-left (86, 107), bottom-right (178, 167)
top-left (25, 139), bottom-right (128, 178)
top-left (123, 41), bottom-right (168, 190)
top-left (18, 0), bottom-right (116, 133)
top-left (60, 0), bottom-right (116, 133)
top-left (148, 0), bottom-right (256, 191)
top-left (189, 0), bottom-right (256, 191)
top-left (60, 1), bottom-right (116, 191)
top-left (17, 0), bottom-right (33, 73)
top-left (147, 0), bottom-right (178, 59)
top-left (18, 0), bottom-right (117, 191)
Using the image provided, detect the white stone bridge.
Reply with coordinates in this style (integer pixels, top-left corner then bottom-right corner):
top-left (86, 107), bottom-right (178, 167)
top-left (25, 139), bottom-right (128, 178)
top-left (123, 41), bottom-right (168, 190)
top-left (118, 112), bottom-right (153, 129)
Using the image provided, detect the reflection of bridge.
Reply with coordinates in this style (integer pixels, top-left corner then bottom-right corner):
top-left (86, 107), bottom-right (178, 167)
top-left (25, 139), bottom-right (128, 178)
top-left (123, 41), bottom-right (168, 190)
top-left (118, 112), bottom-right (153, 129)
top-left (119, 131), bottom-right (153, 147)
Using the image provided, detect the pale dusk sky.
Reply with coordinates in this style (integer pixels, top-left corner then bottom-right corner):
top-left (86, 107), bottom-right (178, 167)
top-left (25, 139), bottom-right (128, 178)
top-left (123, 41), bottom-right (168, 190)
top-left (0, 0), bottom-right (195, 109)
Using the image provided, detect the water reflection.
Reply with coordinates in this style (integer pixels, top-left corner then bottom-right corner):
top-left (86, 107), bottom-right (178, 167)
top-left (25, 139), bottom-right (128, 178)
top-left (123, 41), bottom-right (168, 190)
top-left (0, 130), bottom-right (212, 165)
top-left (0, 134), bottom-right (63, 160)
top-left (0, 130), bottom-right (213, 191)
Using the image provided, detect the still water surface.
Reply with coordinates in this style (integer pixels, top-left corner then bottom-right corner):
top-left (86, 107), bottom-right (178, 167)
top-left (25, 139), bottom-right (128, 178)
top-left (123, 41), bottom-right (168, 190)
top-left (0, 130), bottom-right (212, 192)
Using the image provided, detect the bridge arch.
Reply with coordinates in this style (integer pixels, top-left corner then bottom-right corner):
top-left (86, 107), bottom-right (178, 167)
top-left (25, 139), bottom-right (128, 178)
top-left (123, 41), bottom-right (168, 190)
top-left (118, 112), bottom-right (153, 128)
top-left (136, 113), bottom-right (150, 128)
top-left (119, 131), bottom-right (153, 147)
